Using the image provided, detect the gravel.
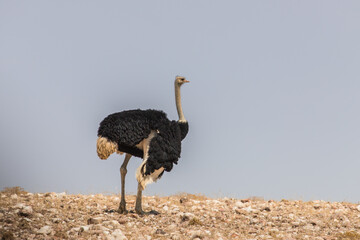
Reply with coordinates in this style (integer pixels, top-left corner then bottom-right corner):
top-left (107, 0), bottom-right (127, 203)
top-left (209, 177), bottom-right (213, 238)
top-left (1, 191), bottom-right (360, 239)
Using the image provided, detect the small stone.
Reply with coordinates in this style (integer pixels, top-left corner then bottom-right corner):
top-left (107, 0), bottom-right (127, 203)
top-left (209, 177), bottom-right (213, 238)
top-left (166, 224), bottom-right (177, 231)
top-left (190, 230), bottom-right (204, 240)
top-left (244, 206), bottom-right (255, 213)
top-left (10, 194), bottom-right (18, 199)
top-left (155, 229), bottom-right (166, 235)
top-left (172, 207), bottom-right (180, 212)
top-left (111, 229), bottom-right (127, 240)
top-left (70, 227), bottom-right (80, 233)
top-left (262, 207), bottom-right (271, 212)
top-left (118, 218), bottom-right (127, 224)
top-left (44, 192), bottom-right (56, 198)
top-left (126, 222), bottom-right (134, 228)
top-left (87, 217), bottom-right (103, 224)
top-left (171, 233), bottom-right (182, 240)
top-left (52, 218), bottom-right (61, 223)
top-left (109, 220), bottom-right (121, 227)
top-left (48, 208), bottom-right (58, 214)
top-left (356, 205), bottom-right (360, 211)
top-left (14, 203), bottom-right (26, 208)
top-left (37, 225), bottom-right (52, 234)
top-left (235, 201), bottom-right (245, 208)
top-left (314, 205), bottom-right (321, 210)
top-left (80, 225), bottom-right (91, 232)
top-left (304, 224), bottom-right (314, 230)
top-left (57, 192), bottom-right (66, 197)
top-left (235, 208), bottom-right (244, 214)
top-left (342, 217), bottom-right (351, 227)
top-left (163, 206), bottom-right (169, 211)
top-left (91, 225), bottom-right (109, 231)
top-left (22, 206), bottom-right (33, 214)
top-left (292, 222), bottom-right (300, 227)
top-left (179, 212), bottom-right (195, 221)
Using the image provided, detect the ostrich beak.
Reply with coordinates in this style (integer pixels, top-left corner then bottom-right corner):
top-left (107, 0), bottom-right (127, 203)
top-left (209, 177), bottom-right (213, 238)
top-left (184, 80), bottom-right (190, 83)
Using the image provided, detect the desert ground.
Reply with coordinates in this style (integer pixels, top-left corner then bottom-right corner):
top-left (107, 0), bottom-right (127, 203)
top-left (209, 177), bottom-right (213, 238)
top-left (1, 187), bottom-right (360, 240)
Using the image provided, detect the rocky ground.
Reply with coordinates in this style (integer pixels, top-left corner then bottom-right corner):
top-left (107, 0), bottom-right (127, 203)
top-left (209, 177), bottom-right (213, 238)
top-left (1, 187), bottom-right (360, 240)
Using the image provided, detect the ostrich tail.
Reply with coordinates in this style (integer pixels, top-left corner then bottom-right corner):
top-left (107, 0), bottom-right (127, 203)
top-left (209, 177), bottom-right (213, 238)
top-left (96, 136), bottom-right (122, 160)
top-left (136, 160), bottom-right (164, 190)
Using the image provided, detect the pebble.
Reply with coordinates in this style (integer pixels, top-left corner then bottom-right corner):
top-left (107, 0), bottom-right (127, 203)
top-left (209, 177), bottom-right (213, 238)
top-left (80, 225), bottom-right (91, 232)
top-left (37, 225), bottom-right (52, 234)
top-left (166, 223), bottom-right (177, 231)
top-left (292, 222), bottom-right (300, 227)
top-left (14, 203), bottom-right (26, 208)
top-left (235, 201), bottom-right (245, 208)
top-left (48, 208), bottom-right (58, 214)
top-left (172, 207), bottom-right (180, 212)
top-left (111, 229), bottom-right (127, 240)
top-left (88, 217), bottom-right (104, 224)
top-left (126, 222), bottom-right (134, 228)
top-left (35, 213), bottom-right (43, 218)
top-left (109, 220), bottom-right (121, 227)
top-left (56, 192), bottom-right (66, 197)
top-left (10, 194), bottom-right (18, 199)
top-left (154, 228), bottom-right (166, 234)
top-left (189, 230), bottom-right (204, 239)
top-left (179, 212), bottom-right (195, 221)
top-left (52, 218), bottom-right (61, 223)
top-left (244, 206), bottom-right (257, 213)
top-left (70, 227), bottom-right (81, 233)
top-left (22, 206), bottom-right (33, 214)
top-left (171, 233), bottom-right (182, 240)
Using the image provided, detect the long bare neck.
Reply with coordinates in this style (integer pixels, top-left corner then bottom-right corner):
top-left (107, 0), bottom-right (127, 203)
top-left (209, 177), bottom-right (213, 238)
top-left (175, 82), bottom-right (186, 123)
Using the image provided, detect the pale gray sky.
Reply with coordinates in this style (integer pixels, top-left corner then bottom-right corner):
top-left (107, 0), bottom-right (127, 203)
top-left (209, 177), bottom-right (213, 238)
top-left (1, 1), bottom-right (360, 202)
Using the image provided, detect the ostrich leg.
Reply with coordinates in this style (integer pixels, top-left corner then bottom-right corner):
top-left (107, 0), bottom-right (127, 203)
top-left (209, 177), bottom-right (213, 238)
top-left (118, 153), bottom-right (131, 214)
top-left (134, 131), bottom-right (159, 215)
top-left (135, 182), bottom-right (144, 214)
top-left (135, 182), bottom-right (159, 215)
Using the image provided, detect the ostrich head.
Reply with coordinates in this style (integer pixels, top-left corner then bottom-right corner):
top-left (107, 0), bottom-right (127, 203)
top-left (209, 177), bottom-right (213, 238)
top-left (175, 76), bottom-right (190, 86)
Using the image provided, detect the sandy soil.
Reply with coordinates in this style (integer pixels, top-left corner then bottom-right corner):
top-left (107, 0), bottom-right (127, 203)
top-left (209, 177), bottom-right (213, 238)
top-left (1, 187), bottom-right (360, 239)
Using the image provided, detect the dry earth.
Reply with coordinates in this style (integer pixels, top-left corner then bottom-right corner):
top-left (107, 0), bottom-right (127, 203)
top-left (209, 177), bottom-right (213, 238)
top-left (1, 187), bottom-right (360, 240)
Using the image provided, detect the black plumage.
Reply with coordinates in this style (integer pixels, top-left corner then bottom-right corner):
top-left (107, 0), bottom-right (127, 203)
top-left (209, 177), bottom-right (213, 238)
top-left (98, 109), bottom-right (188, 174)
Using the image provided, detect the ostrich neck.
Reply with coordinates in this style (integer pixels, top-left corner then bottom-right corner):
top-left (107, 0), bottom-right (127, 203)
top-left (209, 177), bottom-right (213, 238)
top-left (175, 83), bottom-right (186, 123)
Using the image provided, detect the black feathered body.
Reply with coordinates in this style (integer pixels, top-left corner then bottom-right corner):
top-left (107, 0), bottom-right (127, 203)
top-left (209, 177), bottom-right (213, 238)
top-left (97, 109), bottom-right (188, 176)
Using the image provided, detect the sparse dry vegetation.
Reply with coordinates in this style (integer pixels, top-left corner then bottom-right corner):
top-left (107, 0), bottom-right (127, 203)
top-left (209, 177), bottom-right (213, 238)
top-left (1, 187), bottom-right (360, 239)
top-left (336, 231), bottom-right (360, 240)
top-left (1, 186), bottom-right (27, 196)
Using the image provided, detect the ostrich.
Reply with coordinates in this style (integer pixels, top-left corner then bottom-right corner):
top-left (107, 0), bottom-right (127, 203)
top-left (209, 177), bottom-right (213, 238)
top-left (96, 76), bottom-right (189, 215)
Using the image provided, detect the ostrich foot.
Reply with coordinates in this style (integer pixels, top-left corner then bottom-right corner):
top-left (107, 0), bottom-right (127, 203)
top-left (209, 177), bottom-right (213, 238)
top-left (117, 203), bottom-right (128, 214)
top-left (135, 208), bottom-right (160, 215)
